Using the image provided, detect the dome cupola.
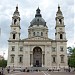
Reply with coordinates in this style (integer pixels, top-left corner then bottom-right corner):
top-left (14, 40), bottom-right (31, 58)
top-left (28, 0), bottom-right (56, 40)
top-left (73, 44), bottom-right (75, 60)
top-left (30, 7), bottom-right (47, 27)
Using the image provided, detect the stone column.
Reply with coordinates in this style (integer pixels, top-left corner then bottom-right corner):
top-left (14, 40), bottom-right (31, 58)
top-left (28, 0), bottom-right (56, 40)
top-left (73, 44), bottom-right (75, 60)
top-left (32, 54), bottom-right (33, 67)
top-left (43, 54), bottom-right (45, 66)
top-left (30, 54), bottom-right (33, 67)
top-left (42, 54), bottom-right (43, 67)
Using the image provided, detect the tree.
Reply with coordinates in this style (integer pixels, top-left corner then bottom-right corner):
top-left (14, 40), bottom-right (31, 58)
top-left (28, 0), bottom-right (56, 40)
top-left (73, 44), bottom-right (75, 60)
top-left (67, 47), bottom-right (75, 68)
top-left (0, 59), bottom-right (7, 67)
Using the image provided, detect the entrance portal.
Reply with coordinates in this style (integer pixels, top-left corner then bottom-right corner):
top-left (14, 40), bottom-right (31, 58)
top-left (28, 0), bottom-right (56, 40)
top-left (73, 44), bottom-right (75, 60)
top-left (36, 60), bottom-right (39, 66)
top-left (33, 47), bottom-right (42, 67)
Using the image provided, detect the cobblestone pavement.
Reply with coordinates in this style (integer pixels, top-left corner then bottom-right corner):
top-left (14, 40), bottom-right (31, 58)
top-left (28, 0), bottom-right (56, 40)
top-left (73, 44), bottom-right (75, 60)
top-left (6, 71), bottom-right (75, 75)
top-left (6, 71), bottom-right (44, 75)
top-left (48, 71), bottom-right (75, 75)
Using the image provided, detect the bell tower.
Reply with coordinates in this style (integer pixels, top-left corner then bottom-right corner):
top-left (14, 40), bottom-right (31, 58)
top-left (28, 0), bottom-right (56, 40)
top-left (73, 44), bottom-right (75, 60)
top-left (9, 5), bottom-right (21, 40)
top-left (55, 5), bottom-right (68, 68)
top-left (55, 5), bottom-right (66, 41)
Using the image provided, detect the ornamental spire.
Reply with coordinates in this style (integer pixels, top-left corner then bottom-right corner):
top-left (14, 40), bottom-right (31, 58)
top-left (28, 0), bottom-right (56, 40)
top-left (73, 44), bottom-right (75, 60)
top-left (57, 5), bottom-right (62, 15)
top-left (13, 5), bottom-right (20, 16)
top-left (35, 7), bottom-right (42, 17)
top-left (16, 4), bottom-right (18, 12)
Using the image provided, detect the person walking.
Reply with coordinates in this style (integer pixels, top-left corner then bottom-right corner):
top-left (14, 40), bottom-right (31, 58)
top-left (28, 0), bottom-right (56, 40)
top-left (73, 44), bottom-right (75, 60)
top-left (7, 66), bottom-right (10, 73)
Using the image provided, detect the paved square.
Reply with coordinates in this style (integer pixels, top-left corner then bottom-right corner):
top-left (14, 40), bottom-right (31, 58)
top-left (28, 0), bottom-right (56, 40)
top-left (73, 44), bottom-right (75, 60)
top-left (6, 71), bottom-right (75, 75)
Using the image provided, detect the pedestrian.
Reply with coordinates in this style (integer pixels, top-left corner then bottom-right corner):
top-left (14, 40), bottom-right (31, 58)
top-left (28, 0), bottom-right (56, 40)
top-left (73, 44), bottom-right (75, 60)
top-left (7, 66), bottom-right (10, 73)
top-left (68, 67), bottom-right (70, 72)
top-left (1, 67), bottom-right (4, 75)
top-left (0, 72), bottom-right (1, 75)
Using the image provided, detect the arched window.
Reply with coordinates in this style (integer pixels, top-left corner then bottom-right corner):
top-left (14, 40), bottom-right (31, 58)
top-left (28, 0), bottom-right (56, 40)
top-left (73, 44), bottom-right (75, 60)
top-left (41, 32), bottom-right (43, 36)
top-left (11, 56), bottom-right (14, 63)
top-left (60, 34), bottom-right (63, 39)
top-left (37, 19), bottom-right (39, 21)
top-left (12, 46), bottom-right (15, 51)
top-left (53, 57), bottom-right (55, 62)
top-left (19, 55), bottom-right (23, 63)
top-left (52, 55), bottom-right (56, 63)
top-left (13, 34), bottom-right (15, 39)
top-left (59, 19), bottom-right (62, 24)
top-left (10, 54), bottom-right (15, 63)
top-left (37, 32), bottom-right (39, 36)
top-left (14, 19), bottom-right (17, 24)
top-left (20, 47), bottom-right (23, 51)
top-left (33, 32), bottom-right (35, 36)
top-left (60, 55), bottom-right (64, 63)
top-left (60, 46), bottom-right (64, 52)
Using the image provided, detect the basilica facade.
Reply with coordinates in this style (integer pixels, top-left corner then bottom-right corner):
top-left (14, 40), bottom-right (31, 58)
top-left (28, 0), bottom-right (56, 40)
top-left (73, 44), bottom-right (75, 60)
top-left (7, 6), bottom-right (68, 69)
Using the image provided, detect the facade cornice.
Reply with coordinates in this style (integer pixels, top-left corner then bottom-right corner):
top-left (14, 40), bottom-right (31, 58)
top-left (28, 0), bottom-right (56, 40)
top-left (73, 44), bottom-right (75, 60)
top-left (8, 39), bottom-right (22, 42)
top-left (55, 25), bottom-right (65, 27)
top-left (55, 25), bottom-right (65, 29)
top-left (8, 39), bottom-right (67, 42)
top-left (52, 40), bottom-right (67, 42)
top-left (10, 25), bottom-right (21, 29)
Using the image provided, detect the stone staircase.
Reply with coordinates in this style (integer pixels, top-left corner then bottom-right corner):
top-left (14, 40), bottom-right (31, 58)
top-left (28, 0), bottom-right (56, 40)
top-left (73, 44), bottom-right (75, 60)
top-left (27, 67), bottom-right (48, 71)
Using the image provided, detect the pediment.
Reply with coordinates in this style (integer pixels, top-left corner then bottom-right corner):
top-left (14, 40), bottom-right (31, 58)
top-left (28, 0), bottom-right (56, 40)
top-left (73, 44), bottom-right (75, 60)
top-left (22, 37), bottom-right (53, 41)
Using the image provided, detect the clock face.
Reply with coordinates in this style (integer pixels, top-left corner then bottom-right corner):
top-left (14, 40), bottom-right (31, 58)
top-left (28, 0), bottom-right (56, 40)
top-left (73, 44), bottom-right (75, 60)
top-left (59, 28), bottom-right (62, 30)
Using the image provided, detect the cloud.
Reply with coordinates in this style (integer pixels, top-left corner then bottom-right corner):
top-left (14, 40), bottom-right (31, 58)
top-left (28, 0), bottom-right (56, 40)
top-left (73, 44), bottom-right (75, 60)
top-left (0, 0), bottom-right (74, 59)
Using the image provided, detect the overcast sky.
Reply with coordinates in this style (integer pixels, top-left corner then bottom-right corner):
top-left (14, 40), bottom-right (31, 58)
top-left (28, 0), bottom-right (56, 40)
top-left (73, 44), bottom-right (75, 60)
top-left (0, 0), bottom-right (74, 59)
